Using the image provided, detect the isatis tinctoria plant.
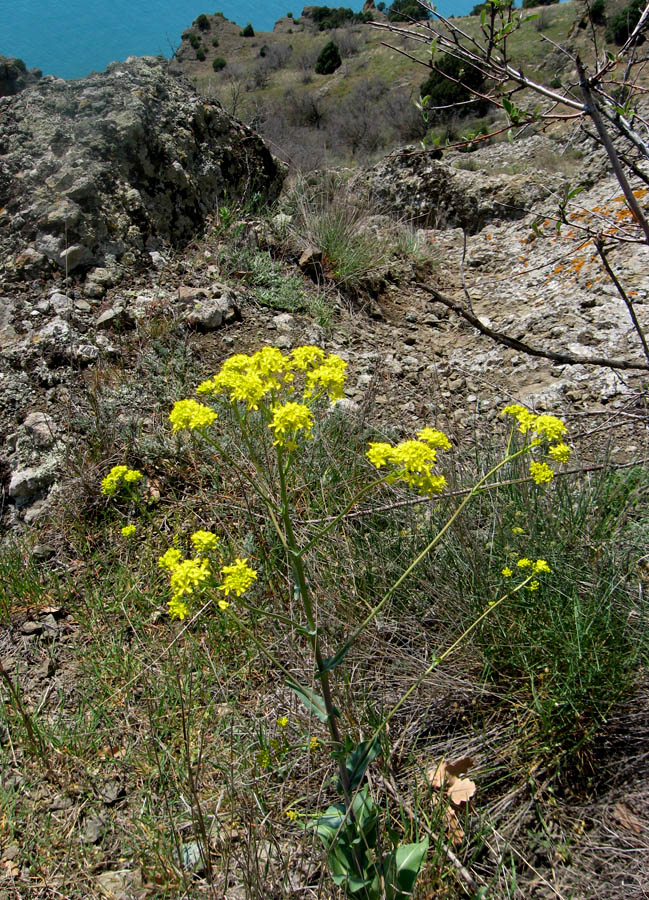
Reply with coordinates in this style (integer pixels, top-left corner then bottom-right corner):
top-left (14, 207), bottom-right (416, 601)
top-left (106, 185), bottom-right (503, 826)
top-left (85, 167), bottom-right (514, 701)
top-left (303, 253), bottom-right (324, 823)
top-left (102, 346), bottom-right (570, 898)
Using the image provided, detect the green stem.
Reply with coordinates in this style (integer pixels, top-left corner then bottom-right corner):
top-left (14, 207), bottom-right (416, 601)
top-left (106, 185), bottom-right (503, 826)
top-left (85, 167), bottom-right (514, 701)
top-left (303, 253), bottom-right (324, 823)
top-left (344, 444), bottom-right (531, 651)
top-left (298, 477), bottom-right (388, 557)
top-left (276, 445), bottom-right (352, 798)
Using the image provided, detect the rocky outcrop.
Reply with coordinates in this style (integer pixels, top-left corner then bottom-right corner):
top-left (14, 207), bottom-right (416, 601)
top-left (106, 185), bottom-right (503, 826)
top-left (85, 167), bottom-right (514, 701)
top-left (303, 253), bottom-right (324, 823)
top-left (356, 139), bottom-right (568, 231)
top-left (0, 56), bottom-right (42, 97)
top-left (0, 56), bottom-right (285, 281)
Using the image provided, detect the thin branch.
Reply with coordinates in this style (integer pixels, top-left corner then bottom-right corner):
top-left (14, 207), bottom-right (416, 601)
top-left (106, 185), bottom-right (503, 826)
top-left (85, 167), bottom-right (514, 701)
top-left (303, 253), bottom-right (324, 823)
top-left (594, 237), bottom-right (649, 364)
top-left (416, 283), bottom-right (649, 371)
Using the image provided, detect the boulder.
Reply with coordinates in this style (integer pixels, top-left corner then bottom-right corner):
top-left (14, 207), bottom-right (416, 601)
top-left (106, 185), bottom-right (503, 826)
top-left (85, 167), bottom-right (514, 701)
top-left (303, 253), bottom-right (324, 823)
top-left (0, 57), bottom-right (286, 279)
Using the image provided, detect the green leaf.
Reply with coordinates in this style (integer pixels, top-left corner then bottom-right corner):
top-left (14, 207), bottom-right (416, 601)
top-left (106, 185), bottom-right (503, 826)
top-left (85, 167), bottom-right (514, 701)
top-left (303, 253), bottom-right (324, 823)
top-left (287, 680), bottom-right (329, 723)
top-left (342, 738), bottom-right (381, 791)
top-left (320, 643), bottom-right (351, 676)
top-left (383, 838), bottom-right (429, 899)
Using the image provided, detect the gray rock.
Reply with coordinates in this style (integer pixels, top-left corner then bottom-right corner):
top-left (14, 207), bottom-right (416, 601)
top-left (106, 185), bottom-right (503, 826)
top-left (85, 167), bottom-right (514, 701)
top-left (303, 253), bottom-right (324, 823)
top-left (0, 57), bottom-right (285, 278)
top-left (8, 463), bottom-right (57, 504)
top-left (23, 411), bottom-right (57, 448)
top-left (83, 815), bottom-right (106, 844)
top-left (184, 292), bottom-right (239, 330)
top-left (20, 620), bottom-right (43, 636)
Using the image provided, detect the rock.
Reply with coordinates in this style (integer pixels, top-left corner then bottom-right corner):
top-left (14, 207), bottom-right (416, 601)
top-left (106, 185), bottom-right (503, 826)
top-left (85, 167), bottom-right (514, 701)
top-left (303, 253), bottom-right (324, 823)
top-left (183, 288), bottom-right (239, 330)
top-left (83, 815), bottom-right (106, 844)
top-left (181, 841), bottom-right (206, 874)
top-left (95, 869), bottom-right (141, 899)
top-left (0, 57), bottom-right (285, 278)
top-left (23, 411), bottom-right (57, 448)
top-left (177, 285), bottom-right (208, 303)
top-left (0, 56), bottom-right (41, 97)
top-left (95, 307), bottom-right (127, 329)
top-left (20, 620), bottom-right (43, 636)
top-left (272, 313), bottom-right (294, 330)
top-left (49, 292), bottom-right (74, 320)
top-left (99, 777), bottom-right (125, 806)
top-left (298, 246), bottom-right (323, 280)
top-left (8, 463), bottom-right (57, 506)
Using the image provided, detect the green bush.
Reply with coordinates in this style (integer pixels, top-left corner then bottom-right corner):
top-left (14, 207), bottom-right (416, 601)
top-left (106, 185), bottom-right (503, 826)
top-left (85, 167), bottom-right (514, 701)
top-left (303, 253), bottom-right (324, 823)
top-left (309, 5), bottom-right (372, 28)
top-left (606, 0), bottom-right (645, 42)
top-left (189, 33), bottom-right (201, 50)
top-left (420, 53), bottom-right (488, 120)
top-left (196, 47), bottom-right (206, 61)
top-left (589, 0), bottom-right (607, 24)
top-left (212, 37), bottom-right (219, 47)
top-left (521, 0), bottom-right (558, 7)
top-left (388, 0), bottom-right (431, 21)
top-left (315, 40), bottom-right (342, 74)
top-left (241, 23), bottom-right (255, 36)
top-left (13, 57), bottom-right (27, 73)
top-left (195, 13), bottom-right (211, 30)
top-left (212, 56), bottom-right (227, 71)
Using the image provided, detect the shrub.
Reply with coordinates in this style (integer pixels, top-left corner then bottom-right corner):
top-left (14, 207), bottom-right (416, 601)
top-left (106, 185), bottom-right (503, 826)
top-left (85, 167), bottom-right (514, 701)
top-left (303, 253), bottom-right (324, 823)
top-left (308, 5), bottom-right (372, 29)
top-left (315, 40), bottom-right (342, 74)
top-left (241, 23), bottom-right (255, 36)
top-left (287, 11), bottom-right (293, 16)
top-left (13, 57), bottom-right (27, 73)
top-left (377, 1), bottom-right (386, 9)
top-left (196, 47), bottom-right (206, 61)
top-left (212, 37), bottom-right (219, 47)
top-left (212, 56), bottom-right (227, 71)
top-left (588, 0), bottom-right (606, 24)
top-left (420, 53), bottom-right (488, 120)
top-left (195, 13), bottom-right (211, 30)
top-left (189, 33), bottom-right (201, 50)
top-left (606, 0), bottom-right (645, 42)
top-left (388, 0), bottom-right (431, 21)
top-left (521, 0), bottom-right (558, 7)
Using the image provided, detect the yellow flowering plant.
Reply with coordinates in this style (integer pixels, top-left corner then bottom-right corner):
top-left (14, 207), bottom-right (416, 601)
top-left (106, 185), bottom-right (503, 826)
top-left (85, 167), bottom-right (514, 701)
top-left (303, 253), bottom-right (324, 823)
top-left (100, 347), bottom-right (568, 900)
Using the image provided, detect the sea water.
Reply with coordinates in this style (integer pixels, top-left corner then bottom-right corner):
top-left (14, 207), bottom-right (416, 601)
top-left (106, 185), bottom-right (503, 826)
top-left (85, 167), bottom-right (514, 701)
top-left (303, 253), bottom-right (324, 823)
top-left (1, 0), bottom-right (476, 81)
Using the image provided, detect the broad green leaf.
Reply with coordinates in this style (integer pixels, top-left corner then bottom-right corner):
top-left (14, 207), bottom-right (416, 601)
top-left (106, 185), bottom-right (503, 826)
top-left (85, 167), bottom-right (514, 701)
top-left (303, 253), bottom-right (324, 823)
top-left (344, 738), bottom-right (381, 790)
top-left (287, 680), bottom-right (329, 722)
top-left (383, 838), bottom-right (429, 899)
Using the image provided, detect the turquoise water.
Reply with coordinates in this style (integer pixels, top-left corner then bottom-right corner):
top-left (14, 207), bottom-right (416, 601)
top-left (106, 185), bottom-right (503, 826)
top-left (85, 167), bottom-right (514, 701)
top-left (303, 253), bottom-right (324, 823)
top-left (1, 1), bottom-right (476, 81)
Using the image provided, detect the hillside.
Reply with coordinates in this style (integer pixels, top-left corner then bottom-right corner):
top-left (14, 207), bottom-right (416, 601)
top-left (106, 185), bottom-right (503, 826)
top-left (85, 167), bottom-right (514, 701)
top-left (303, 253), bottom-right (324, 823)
top-left (1, 6), bottom-right (649, 900)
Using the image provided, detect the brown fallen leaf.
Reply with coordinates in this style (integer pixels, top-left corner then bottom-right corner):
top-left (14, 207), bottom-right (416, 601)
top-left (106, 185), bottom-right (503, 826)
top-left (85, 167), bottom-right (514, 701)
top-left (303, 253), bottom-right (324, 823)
top-left (612, 801), bottom-right (644, 835)
top-left (447, 777), bottom-right (477, 807)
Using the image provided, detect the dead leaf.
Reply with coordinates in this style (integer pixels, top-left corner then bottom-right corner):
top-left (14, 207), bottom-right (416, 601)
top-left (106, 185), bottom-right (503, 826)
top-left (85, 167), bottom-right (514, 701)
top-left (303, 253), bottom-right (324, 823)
top-left (447, 777), bottom-right (477, 806)
top-left (445, 757), bottom-right (474, 779)
top-left (612, 801), bottom-right (644, 835)
top-left (444, 806), bottom-right (465, 847)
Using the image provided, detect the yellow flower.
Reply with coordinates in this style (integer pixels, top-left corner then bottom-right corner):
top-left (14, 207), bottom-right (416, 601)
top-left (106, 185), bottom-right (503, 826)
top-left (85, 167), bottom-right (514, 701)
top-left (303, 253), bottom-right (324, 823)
top-left (218, 558), bottom-right (257, 596)
top-left (304, 354), bottom-right (347, 403)
top-left (533, 559), bottom-right (551, 574)
top-left (101, 465), bottom-right (143, 496)
top-left (534, 415), bottom-right (567, 443)
top-left (309, 736), bottom-right (319, 752)
top-left (291, 345), bottom-right (325, 370)
top-left (512, 526), bottom-right (524, 535)
top-left (190, 530), bottom-right (220, 554)
top-left (257, 749), bottom-right (271, 769)
top-left (285, 809), bottom-right (298, 822)
top-left (529, 461), bottom-right (554, 485)
top-left (277, 715), bottom-right (289, 728)
top-left (169, 399), bottom-right (217, 433)
top-left (548, 443), bottom-right (571, 463)
top-left (417, 427), bottom-right (451, 450)
top-left (366, 442), bottom-right (393, 468)
top-left (502, 403), bottom-right (537, 434)
top-left (168, 597), bottom-right (190, 620)
top-left (169, 557), bottom-right (211, 600)
top-left (501, 566), bottom-right (513, 577)
top-left (121, 524), bottom-right (137, 538)
top-left (517, 557), bottom-right (532, 569)
top-left (269, 401), bottom-right (313, 447)
top-left (217, 599), bottom-right (230, 611)
top-left (158, 547), bottom-right (183, 571)
top-left (527, 579), bottom-right (540, 591)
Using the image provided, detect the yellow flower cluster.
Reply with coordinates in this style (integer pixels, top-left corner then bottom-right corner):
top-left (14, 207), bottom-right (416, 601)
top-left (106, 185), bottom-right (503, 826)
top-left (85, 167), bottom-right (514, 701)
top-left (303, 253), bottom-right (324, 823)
top-left (501, 404), bottom-right (571, 486)
top-left (169, 399), bottom-right (218, 433)
top-left (197, 345), bottom-right (346, 412)
top-left (502, 557), bottom-right (551, 592)
top-left (190, 530), bottom-right (220, 554)
top-left (366, 427), bottom-right (450, 496)
top-left (101, 465), bottom-right (143, 496)
top-left (121, 524), bottom-right (137, 538)
top-left (270, 402), bottom-right (313, 448)
top-left (218, 558), bottom-right (258, 597)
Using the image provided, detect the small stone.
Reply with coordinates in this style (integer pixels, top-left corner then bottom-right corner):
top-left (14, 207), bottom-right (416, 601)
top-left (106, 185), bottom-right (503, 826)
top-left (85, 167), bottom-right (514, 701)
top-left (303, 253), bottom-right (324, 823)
top-left (21, 620), bottom-right (43, 636)
top-left (59, 244), bottom-right (92, 272)
top-left (95, 869), bottom-right (138, 899)
top-left (1, 843), bottom-right (19, 862)
top-left (272, 313), bottom-right (294, 330)
top-left (83, 814), bottom-right (106, 844)
top-left (181, 840), bottom-right (206, 874)
top-left (49, 793), bottom-right (73, 811)
top-left (177, 285), bottom-right (207, 303)
top-left (23, 411), bottom-right (57, 448)
top-left (184, 295), bottom-right (238, 331)
top-left (99, 777), bottom-right (125, 806)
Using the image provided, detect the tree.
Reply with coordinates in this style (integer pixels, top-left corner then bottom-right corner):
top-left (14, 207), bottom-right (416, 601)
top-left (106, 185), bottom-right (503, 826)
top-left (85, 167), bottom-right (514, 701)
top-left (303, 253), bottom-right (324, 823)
top-left (241, 23), bottom-right (255, 37)
top-left (420, 53), bottom-right (488, 120)
top-left (388, 0), bottom-right (431, 21)
top-left (315, 40), bottom-right (342, 74)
